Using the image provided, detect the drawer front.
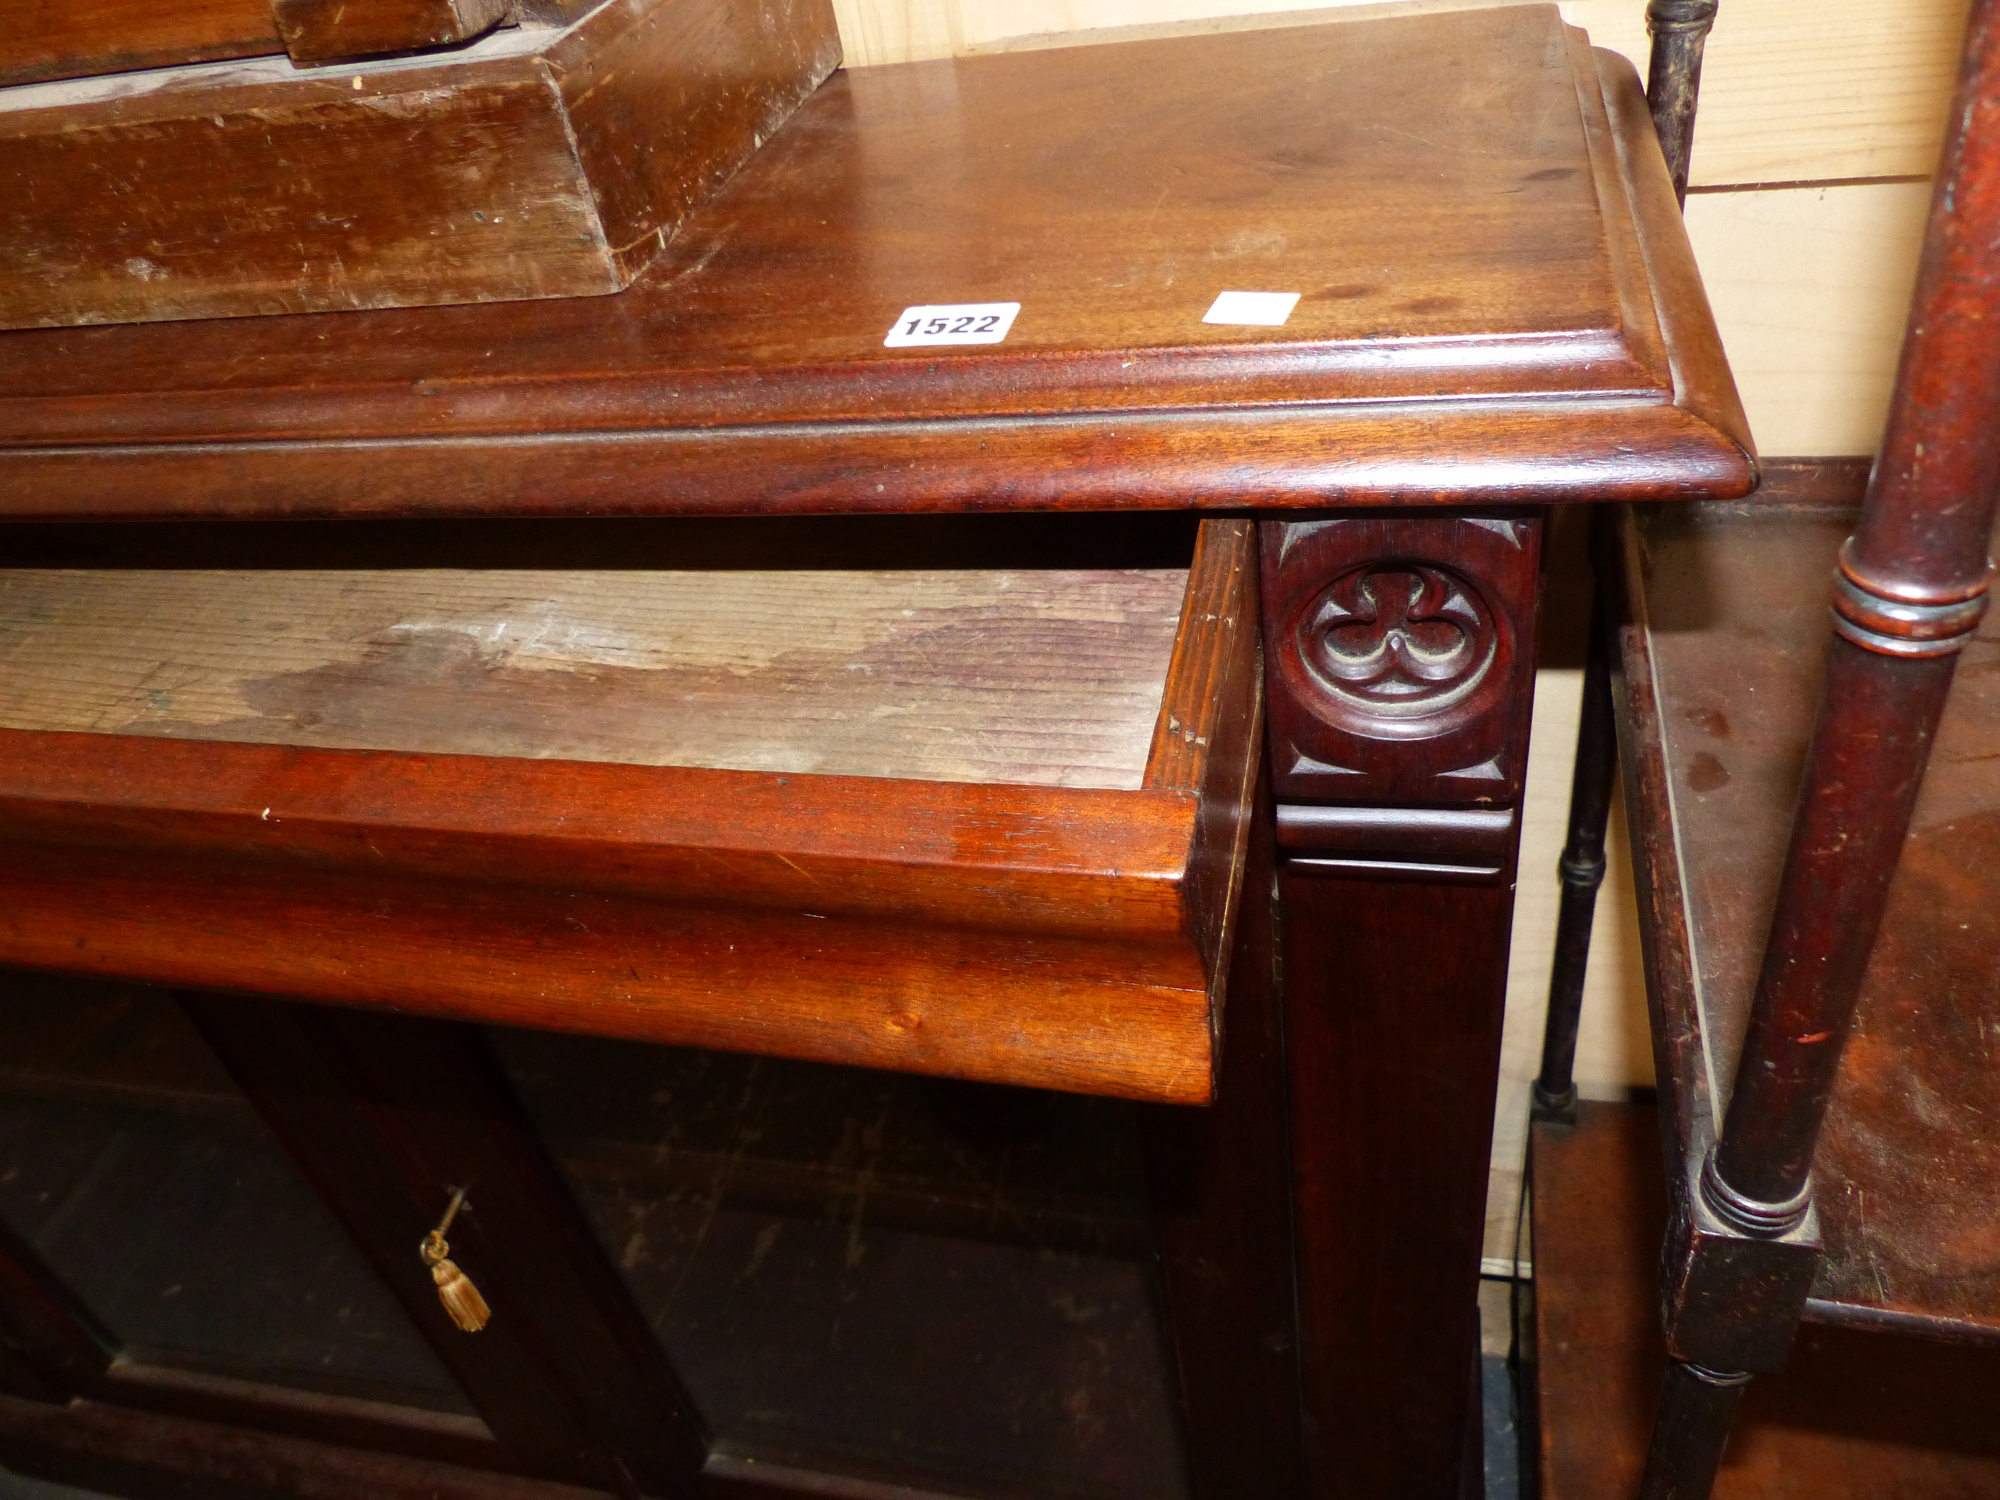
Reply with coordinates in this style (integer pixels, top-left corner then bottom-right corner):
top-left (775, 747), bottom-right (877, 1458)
top-left (0, 517), bottom-right (1258, 1103)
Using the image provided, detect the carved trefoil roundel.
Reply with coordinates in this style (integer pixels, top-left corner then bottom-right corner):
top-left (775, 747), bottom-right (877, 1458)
top-left (1296, 563), bottom-right (1498, 738)
top-left (1260, 515), bottom-right (1542, 804)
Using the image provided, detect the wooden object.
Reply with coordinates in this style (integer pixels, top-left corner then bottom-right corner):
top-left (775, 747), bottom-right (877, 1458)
top-left (0, 0), bottom-right (841, 328)
top-left (1562, 0), bottom-right (1968, 187)
top-left (1531, 1101), bottom-right (2000, 1500)
top-left (1644, 0), bottom-right (1719, 204)
top-left (1592, 17), bottom-right (2000, 1464)
top-left (957, 0), bottom-right (1969, 188)
top-left (0, 0), bottom-right (287, 87)
top-left (273, 0), bottom-right (514, 65)
top-left (1145, 759), bottom-right (1310, 1500)
top-left (1268, 511), bottom-right (1543, 1500)
top-left (1616, 482), bottom-right (2000, 1342)
top-left (0, 9), bottom-right (1754, 1499)
top-left (0, 0), bottom-right (610, 83)
top-left (1539, 0), bottom-right (1713, 1125)
top-left (0, 970), bottom-right (1200, 1500)
top-left (1262, 514), bottom-right (1541, 808)
top-left (179, 995), bottom-right (709, 1495)
top-left (0, 565), bottom-right (1187, 786)
top-left (1542, 12), bottom-right (2000, 1486)
top-left (0, 521), bottom-right (1257, 1106)
top-left (0, 6), bottom-right (1751, 517)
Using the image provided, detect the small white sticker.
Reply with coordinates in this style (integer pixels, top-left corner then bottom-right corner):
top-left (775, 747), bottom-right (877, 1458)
top-left (1203, 290), bottom-right (1301, 327)
top-left (884, 302), bottom-right (1021, 348)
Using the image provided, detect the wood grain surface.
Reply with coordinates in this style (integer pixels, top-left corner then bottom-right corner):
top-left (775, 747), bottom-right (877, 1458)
top-left (1534, 1103), bottom-right (2000, 1500)
top-left (0, 566), bottom-right (1185, 789)
top-left (0, 735), bottom-right (1220, 1101)
top-left (1144, 762), bottom-right (1308, 1500)
top-left (0, 0), bottom-right (284, 86)
top-left (0, 525), bottom-right (1254, 1104)
top-left (1146, 518), bottom-right (1261, 1015)
top-left (0, 0), bottom-right (841, 328)
top-left (844, 0), bottom-right (1966, 186)
top-left (1264, 498), bottom-right (1546, 1500)
top-left (179, 996), bottom-right (710, 1494)
top-left (873, 0), bottom-right (1966, 184)
top-left (0, 4), bottom-right (1751, 518)
top-left (1618, 491), bottom-right (2000, 1337)
top-left (273, 0), bottom-right (514, 64)
top-left (1687, 182), bottom-right (1933, 457)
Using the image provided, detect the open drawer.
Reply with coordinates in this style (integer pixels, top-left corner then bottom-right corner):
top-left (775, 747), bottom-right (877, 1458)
top-left (0, 514), bottom-right (1257, 1105)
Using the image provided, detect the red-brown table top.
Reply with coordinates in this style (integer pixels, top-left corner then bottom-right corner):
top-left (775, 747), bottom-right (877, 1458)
top-left (0, 4), bottom-right (1752, 518)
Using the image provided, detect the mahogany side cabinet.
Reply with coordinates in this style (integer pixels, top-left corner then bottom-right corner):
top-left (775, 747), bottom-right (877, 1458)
top-left (0, 8), bottom-right (1752, 1500)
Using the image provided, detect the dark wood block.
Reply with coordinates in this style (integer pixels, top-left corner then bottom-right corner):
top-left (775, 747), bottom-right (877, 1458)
top-left (0, 0), bottom-right (285, 87)
top-left (1260, 513), bottom-right (1541, 805)
top-left (0, 0), bottom-right (840, 328)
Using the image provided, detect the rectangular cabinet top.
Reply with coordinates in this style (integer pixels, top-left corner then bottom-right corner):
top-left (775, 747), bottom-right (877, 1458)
top-left (0, 4), bottom-right (1754, 519)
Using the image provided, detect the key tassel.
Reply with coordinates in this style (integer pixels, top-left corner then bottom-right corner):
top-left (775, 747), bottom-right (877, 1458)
top-left (420, 1189), bottom-right (491, 1333)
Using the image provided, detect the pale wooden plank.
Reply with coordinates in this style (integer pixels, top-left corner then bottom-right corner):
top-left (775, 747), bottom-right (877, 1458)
top-left (934, 0), bottom-right (1965, 187)
top-left (0, 569), bottom-right (1186, 789)
top-left (1565, 0), bottom-right (1967, 188)
top-left (830, 0), bottom-right (958, 64)
top-left (958, 0), bottom-right (1547, 56)
top-left (1686, 180), bottom-right (1930, 457)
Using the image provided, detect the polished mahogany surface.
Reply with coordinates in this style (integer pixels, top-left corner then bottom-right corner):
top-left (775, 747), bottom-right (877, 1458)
top-left (1617, 486), bottom-right (2000, 1340)
top-left (0, 5), bottom-right (1751, 518)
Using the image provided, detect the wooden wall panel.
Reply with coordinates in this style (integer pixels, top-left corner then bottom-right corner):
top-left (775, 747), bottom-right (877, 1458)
top-left (843, 0), bottom-right (1965, 188)
top-left (829, 0), bottom-right (956, 63)
top-left (956, 0), bottom-right (1383, 50)
top-left (1564, 0), bottom-right (1967, 187)
top-left (1686, 181), bottom-right (1931, 457)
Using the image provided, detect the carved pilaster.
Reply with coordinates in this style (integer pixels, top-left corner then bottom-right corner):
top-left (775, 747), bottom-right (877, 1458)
top-left (1260, 513), bottom-right (1543, 814)
top-left (1264, 511), bottom-right (1547, 1497)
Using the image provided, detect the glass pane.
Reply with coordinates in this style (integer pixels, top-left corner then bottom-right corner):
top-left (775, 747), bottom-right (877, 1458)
top-left (489, 1028), bottom-right (1188, 1500)
top-left (0, 970), bottom-right (472, 1414)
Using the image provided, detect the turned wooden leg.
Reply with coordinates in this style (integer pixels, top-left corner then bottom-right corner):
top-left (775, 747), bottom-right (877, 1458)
top-left (1638, 1360), bottom-right (1751, 1500)
top-left (1534, 558), bottom-right (1616, 1125)
top-left (1260, 513), bottom-right (1545, 1500)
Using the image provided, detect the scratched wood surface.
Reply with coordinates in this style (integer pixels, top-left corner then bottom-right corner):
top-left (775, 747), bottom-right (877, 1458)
top-left (0, 567), bottom-right (1186, 789)
top-left (0, 0), bottom-right (284, 85)
top-left (273, 0), bottom-right (515, 65)
top-left (1623, 497), bottom-right (2000, 1336)
top-left (1534, 1103), bottom-right (2000, 1500)
top-left (0, 0), bottom-right (841, 328)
